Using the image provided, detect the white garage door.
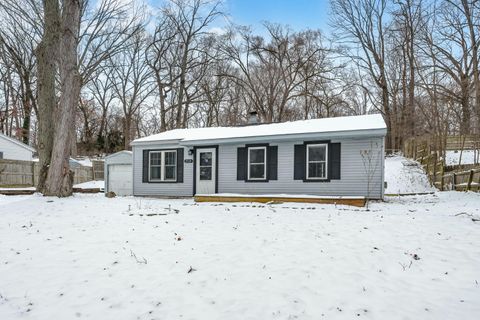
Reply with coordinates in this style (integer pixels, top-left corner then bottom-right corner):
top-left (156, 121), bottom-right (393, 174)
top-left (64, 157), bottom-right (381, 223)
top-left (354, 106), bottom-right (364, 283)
top-left (108, 164), bottom-right (132, 196)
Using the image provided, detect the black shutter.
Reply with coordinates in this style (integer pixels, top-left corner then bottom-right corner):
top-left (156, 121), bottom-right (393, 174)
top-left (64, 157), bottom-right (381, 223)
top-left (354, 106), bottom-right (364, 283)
top-left (329, 143), bottom-right (341, 180)
top-left (142, 150), bottom-right (149, 182)
top-left (237, 147), bottom-right (247, 180)
top-left (177, 148), bottom-right (184, 182)
top-left (294, 144), bottom-right (305, 180)
top-left (268, 146), bottom-right (278, 180)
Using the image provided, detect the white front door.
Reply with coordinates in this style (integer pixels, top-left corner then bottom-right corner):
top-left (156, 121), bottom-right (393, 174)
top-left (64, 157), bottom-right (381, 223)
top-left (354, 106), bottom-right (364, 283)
top-left (195, 148), bottom-right (216, 194)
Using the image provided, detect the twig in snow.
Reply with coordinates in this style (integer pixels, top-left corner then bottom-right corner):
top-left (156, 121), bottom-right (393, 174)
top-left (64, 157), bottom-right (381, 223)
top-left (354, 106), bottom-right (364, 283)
top-left (267, 205), bottom-right (276, 212)
top-left (130, 249), bottom-right (147, 264)
top-left (454, 212), bottom-right (480, 222)
top-left (399, 260), bottom-right (413, 271)
top-left (187, 266), bottom-right (196, 273)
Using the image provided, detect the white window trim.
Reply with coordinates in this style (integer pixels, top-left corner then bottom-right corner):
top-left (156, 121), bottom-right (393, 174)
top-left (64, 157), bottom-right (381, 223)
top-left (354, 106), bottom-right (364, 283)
top-left (247, 146), bottom-right (267, 180)
top-left (306, 143), bottom-right (328, 180)
top-left (149, 150), bottom-right (177, 182)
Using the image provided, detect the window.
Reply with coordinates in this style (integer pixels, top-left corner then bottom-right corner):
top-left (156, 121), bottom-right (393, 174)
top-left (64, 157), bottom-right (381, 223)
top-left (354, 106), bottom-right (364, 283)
top-left (164, 151), bottom-right (177, 180)
top-left (306, 144), bottom-right (328, 179)
top-left (149, 152), bottom-right (162, 180)
top-left (248, 146), bottom-right (266, 180)
top-left (149, 150), bottom-right (177, 181)
top-left (199, 152), bottom-right (213, 180)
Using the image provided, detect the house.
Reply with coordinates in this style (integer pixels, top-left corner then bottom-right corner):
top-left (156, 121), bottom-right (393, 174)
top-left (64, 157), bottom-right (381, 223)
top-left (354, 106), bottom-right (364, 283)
top-left (130, 114), bottom-right (387, 199)
top-left (0, 132), bottom-right (36, 161)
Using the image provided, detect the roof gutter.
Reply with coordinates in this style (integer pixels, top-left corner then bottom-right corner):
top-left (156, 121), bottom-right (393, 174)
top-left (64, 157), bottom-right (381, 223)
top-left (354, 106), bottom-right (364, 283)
top-left (130, 138), bottom-right (183, 147)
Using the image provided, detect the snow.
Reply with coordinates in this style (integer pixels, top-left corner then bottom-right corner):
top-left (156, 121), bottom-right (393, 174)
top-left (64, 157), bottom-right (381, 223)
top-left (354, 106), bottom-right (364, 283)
top-left (445, 150), bottom-right (478, 166)
top-left (132, 114), bottom-right (386, 144)
top-left (0, 192), bottom-right (479, 319)
top-left (76, 158), bottom-right (93, 167)
top-left (1, 154), bottom-right (479, 319)
top-left (385, 155), bottom-right (436, 194)
top-left (73, 180), bottom-right (104, 190)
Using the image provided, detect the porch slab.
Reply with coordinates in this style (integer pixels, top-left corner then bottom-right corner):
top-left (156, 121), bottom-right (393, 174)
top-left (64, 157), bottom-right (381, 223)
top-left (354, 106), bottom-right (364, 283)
top-left (194, 194), bottom-right (366, 207)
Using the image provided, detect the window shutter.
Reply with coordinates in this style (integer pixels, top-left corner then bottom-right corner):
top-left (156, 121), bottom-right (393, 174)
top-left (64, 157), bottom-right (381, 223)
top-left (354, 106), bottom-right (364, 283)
top-left (142, 150), bottom-right (149, 183)
top-left (177, 148), bottom-right (184, 182)
top-left (268, 146), bottom-right (278, 180)
top-left (329, 143), bottom-right (341, 180)
top-left (237, 147), bottom-right (247, 180)
top-left (294, 144), bottom-right (305, 180)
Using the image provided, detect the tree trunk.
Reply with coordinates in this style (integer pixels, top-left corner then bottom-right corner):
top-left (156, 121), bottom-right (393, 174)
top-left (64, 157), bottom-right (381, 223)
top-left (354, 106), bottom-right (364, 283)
top-left (175, 43), bottom-right (190, 128)
top-left (461, 0), bottom-right (480, 134)
top-left (35, 0), bottom-right (59, 193)
top-left (43, 0), bottom-right (81, 197)
top-left (70, 121), bottom-right (78, 157)
top-left (124, 115), bottom-right (132, 150)
top-left (381, 76), bottom-right (392, 150)
top-left (21, 95), bottom-right (31, 144)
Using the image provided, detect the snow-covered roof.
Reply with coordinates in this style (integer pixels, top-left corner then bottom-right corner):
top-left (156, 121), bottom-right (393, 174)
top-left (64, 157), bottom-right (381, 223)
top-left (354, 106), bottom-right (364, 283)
top-left (0, 132), bottom-right (36, 153)
top-left (132, 114), bottom-right (386, 145)
top-left (105, 150), bottom-right (132, 160)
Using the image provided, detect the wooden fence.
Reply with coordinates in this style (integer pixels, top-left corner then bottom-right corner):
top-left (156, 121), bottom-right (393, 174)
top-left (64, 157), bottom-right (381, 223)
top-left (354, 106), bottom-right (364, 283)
top-left (92, 160), bottom-right (104, 180)
top-left (445, 135), bottom-right (480, 150)
top-left (404, 135), bottom-right (480, 159)
top-left (405, 138), bottom-right (480, 192)
top-left (0, 159), bottom-right (104, 187)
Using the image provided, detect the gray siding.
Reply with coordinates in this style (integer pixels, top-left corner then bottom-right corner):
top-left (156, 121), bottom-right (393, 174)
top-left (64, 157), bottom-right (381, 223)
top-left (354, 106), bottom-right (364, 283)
top-left (133, 144), bottom-right (194, 196)
top-left (217, 137), bottom-right (384, 199)
top-left (133, 136), bottom-right (384, 199)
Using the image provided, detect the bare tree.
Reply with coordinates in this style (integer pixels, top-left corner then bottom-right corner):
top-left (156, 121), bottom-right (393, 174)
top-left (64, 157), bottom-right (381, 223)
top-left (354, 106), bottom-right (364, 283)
top-left (360, 141), bottom-right (382, 209)
top-left (111, 29), bottom-right (154, 149)
top-left (331, 0), bottom-right (393, 148)
top-left (221, 24), bottom-right (334, 123)
top-left (88, 65), bottom-right (116, 150)
top-left (151, 0), bottom-right (223, 129)
top-left (0, 0), bottom-right (40, 144)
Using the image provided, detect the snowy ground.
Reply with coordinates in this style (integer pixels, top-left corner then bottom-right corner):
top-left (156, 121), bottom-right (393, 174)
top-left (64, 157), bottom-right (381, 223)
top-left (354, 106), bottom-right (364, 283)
top-left (1, 191), bottom-right (479, 320)
top-left (73, 180), bottom-right (104, 190)
top-left (76, 158), bottom-right (93, 167)
top-left (384, 155), bottom-right (436, 194)
top-left (445, 150), bottom-right (478, 166)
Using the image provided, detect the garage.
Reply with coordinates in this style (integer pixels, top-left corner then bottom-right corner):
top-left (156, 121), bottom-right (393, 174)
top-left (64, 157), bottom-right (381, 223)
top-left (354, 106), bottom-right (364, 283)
top-left (104, 151), bottom-right (133, 196)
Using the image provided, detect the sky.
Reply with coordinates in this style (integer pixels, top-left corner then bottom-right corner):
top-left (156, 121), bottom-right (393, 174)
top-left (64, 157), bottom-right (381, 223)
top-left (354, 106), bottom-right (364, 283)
top-left (224, 0), bottom-right (331, 32)
top-left (148, 0), bottom-right (332, 34)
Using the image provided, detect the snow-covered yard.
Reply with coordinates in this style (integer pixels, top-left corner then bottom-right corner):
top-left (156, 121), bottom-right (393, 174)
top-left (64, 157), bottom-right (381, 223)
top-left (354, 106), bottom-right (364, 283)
top-left (445, 150), bottom-right (479, 166)
top-left (1, 191), bottom-right (479, 320)
top-left (384, 155), bottom-right (436, 194)
top-left (73, 180), bottom-right (105, 190)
